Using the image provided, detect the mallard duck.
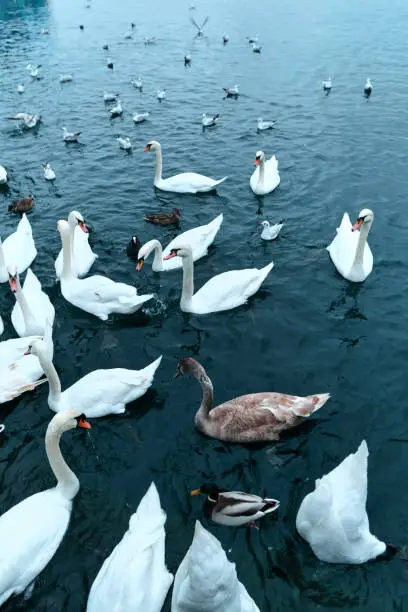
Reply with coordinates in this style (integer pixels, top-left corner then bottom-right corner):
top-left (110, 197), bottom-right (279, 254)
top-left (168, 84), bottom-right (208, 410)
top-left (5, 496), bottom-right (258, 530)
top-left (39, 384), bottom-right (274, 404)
top-left (8, 196), bottom-right (35, 214)
top-left (144, 208), bottom-right (181, 226)
top-left (175, 358), bottom-right (330, 442)
top-left (191, 483), bottom-right (279, 526)
top-left (126, 235), bottom-right (142, 260)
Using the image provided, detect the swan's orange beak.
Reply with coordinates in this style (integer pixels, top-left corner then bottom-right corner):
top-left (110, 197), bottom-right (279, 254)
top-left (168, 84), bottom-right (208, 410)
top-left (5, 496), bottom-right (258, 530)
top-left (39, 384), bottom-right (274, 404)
top-left (190, 488), bottom-right (202, 496)
top-left (254, 158), bottom-right (260, 166)
top-left (136, 258), bottom-right (144, 271)
top-left (143, 145), bottom-right (150, 152)
top-left (163, 251), bottom-right (177, 260)
top-left (8, 276), bottom-right (17, 292)
top-left (78, 220), bottom-right (89, 233)
top-left (77, 416), bottom-right (91, 429)
top-left (352, 218), bottom-right (363, 232)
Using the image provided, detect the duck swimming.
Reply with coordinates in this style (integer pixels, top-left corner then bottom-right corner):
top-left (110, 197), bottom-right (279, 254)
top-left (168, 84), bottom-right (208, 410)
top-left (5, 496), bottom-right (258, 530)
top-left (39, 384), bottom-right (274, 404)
top-left (8, 196), bottom-right (35, 214)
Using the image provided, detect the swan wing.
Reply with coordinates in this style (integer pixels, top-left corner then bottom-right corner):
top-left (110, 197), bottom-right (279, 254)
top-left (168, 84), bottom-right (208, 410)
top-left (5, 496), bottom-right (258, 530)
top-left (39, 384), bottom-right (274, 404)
top-left (2, 214), bottom-right (37, 274)
top-left (327, 213), bottom-right (360, 277)
top-left (0, 490), bottom-right (71, 606)
top-left (71, 275), bottom-right (136, 303)
top-left (71, 226), bottom-right (98, 277)
top-left (161, 172), bottom-right (227, 193)
top-left (11, 270), bottom-right (55, 336)
top-left (164, 214), bottom-right (223, 264)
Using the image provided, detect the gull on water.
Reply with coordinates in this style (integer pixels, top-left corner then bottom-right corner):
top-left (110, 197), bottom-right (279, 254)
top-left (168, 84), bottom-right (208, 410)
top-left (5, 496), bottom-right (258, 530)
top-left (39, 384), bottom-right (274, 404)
top-left (144, 36), bottom-right (157, 45)
top-left (157, 89), bottom-right (166, 101)
top-left (257, 117), bottom-right (276, 131)
top-left (364, 78), bottom-right (372, 97)
top-left (202, 113), bottom-right (219, 127)
top-left (62, 126), bottom-right (81, 142)
top-left (117, 136), bottom-right (132, 150)
top-left (8, 113), bottom-right (41, 128)
top-left (223, 34), bottom-right (229, 44)
top-left (223, 84), bottom-right (239, 98)
top-left (133, 112), bottom-right (149, 124)
top-left (252, 43), bottom-right (262, 53)
top-left (322, 77), bottom-right (332, 91)
top-left (131, 77), bottom-right (143, 90)
top-left (103, 91), bottom-right (119, 102)
top-left (26, 64), bottom-right (41, 78)
top-left (260, 219), bottom-right (284, 241)
top-left (110, 99), bottom-right (123, 118)
top-left (17, 83), bottom-right (24, 94)
top-left (184, 54), bottom-right (192, 66)
top-left (43, 163), bottom-right (56, 181)
top-left (59, 74), bottom-right (73, 83)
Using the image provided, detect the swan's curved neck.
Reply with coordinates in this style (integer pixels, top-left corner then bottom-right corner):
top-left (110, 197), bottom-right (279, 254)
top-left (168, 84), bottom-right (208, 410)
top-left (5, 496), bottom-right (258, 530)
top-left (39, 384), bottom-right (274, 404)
top-left (45, 422), bottom-right (79, 499)
top-left (153, 145), bottom-right (163, 184)
top-left (36, 350), bottom-right (62, 406)
top-left (147, 240), bottom-right (163, 270)
top-left (14, 276), bottom-right (36, 332)
top-left (60, 228), bottom-right (73, 280)
top-left (180, 252), bottom-right (195, 308)
top-left (353, 221), bottom-right (372, 267)
top-left (190, 363), bottom-right (214, 421)
top-left (0, 242), bottom-right (6, 278)
top-left (257, 157), bottom-right (265, 187)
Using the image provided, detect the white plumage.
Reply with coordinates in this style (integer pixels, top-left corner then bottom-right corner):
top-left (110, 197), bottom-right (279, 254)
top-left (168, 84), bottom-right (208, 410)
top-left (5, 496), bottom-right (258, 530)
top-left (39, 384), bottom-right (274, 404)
top-left (0, 214), bottom-right (37, 283)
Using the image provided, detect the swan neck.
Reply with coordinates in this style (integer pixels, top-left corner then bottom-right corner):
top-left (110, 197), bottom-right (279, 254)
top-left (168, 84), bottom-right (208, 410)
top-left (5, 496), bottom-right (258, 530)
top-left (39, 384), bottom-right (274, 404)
top-left (60, 228), bottom-right (73, 280)
top-left (258, 158), bottom-right (265, 186)
top-left (194, 364), bottom-right (214, 420)
top-left (45, 423), bottom-right (79, 499)
top-left (15, 278), bottom-right (36, 331)
top-left (37, 350), bottom-right (62, 403)
top-left (150, 240), bottom-right (163, 270)
top-left (353, 221), bottom-right (371, 266)
top-left (0, 242), bottom-right (6, 278)
top-left (154, 145), bottom-right (162, 184)
top-left (180, 252), bottom-right (194, 307)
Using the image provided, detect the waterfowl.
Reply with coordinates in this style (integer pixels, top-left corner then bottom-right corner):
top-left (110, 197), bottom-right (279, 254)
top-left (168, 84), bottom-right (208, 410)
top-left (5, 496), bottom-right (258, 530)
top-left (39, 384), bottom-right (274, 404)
top-left (223, 84), bottom-right (239, 98)
top-left (165, 246), bottom-right (273, 314)
top-left (102, 44), bottom-right (109, 50)
top-left (223, 34), bottom-right (229, 44)
top-left (364, 77), bottom-right (372, 97)
top-left (0, 316), bottom-right (3, 336)
top-left (202, 112), bottom-right (219, 127)
top-left (8, 113), bottom-right (41, 128)
top-left (26, 63), bottom-right (41, 78)
top-left (0, 214), bottom-right (37, 283)
top-left (144, 36), bottom-right (157, 44)
top-left (26, 339), bottom-right (162, 418)
top-left (133, 111), bottom-right (149, 123)
top-left (172, 521), bottom-right (260, 612)
top-left (0, 166), bottom-right (7, 184)
top-left (62, 127), bottom-right (81, 142)
top-left (107, 59), bottom-right (114, 69)
top-left (124, 31), bottom-right (132, 40)
top-left (175, 357), bottom-right (330, 442)
top-left (250, 151), bottom-right (280, 196)
top-left (43, 162), bottom-right (56, 180)
top-left (260, 219), bottom-right (283, 240)
top-left (144, 140), bottom-right (227, 193)
top-left (157, 88), bottom-right (166, 101)
top-left (131, 77), bottom-right (143, 90)
top-left (117, 136), bottom-right (132, 150)
top-left (110, 99), bottom-right (123, 117)
top-left (55, 211), bottom-right (97, 279)
top-left (322, 78), bottom-right (332, 91)
top-left (17, 83), bottom-right (24, 94)
top-left (8, 265), bottom-right (55, 337)
top-left (103, 91), bottom-right (119, 102)
top-left (59, 74), bottom-right (73, 83)
top-left (252, 43), bottom-right (262, 53)
top-left (79, 24), bottom-right (84, 30)
top-left (0, 410), bottom-right (90, 606)
top-left (191, 483), bottom-right (280, 526)
top-left (247, 35), bottom-right (259, 44)
top-left (327, 208), bottom-right (374, 282)
top-left (57, 219), bottom-right (152, 319)
top-left (126, 235), bottom-right (142, 261)
top-left (257, 117), bottom-right (276, 131)
top-left (296, 441), bottom-right (386, 564)
top-left (137, 214), bottom-right (223, 272)
top-left (184, 54), bottom-right (192, 66)
top-left (8, 195), bottom-right (35, 214)
top-left (87, 483), bottom-right (173, 612)
top-left (144, 208), bottom-right (181, 226)
top-left (190, 16), bottom-right (209, 38)
top-left (41, 28), bottom-right (49, 34)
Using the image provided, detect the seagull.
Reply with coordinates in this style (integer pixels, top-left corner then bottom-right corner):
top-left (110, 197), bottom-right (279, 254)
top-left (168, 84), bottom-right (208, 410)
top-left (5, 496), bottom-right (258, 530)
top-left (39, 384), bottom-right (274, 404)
top-left (257, 117), bottom-right (276, 131)
top-left (131, 22), bottom-right (136, 29)
top-left (8, 113), bottom-right (41, 128)
top-left (107, 59), bottom-right (114, 69)
top-left (322, 78), bottom-right (332, 92)
top-left (103, 91), bottom-right (119, 102)
top-left (202, 113), bottom-right (219, 127)
top-left (102, 44), bottom-right (109, 50)
top-left (157, 89), bottom-right (166, 101)
top-left (43, 162), bottom-right (56, 181)
top-left (364, 78), bottom-right (372, 97)
top-left (62, 126), bottom-right (81, 142)
top-left (117, 136), bottom-right (132, 150)
top-left (26, 64), bottom-right (41, 78)
top-left (260, 219), bottom-right (284, 241)
top-left (110, 99), bottom-right (123, 117)
top-left (131, 77), bottom-right (143, 90)
top-left (247, 35), bottom-right (259, 44)
top-left (124, 32), bottom-right (132, 40)
top-left (17, 83), bottom-right (25, 94)
top-left (144, 37), bottom-right (156, 44)
top-left (184, 54), bottom-right (192, 66)
top-left (223, 35), bottom-right (229, 44)
top-left (252, 43), bottom-right (262, 53)
top-left (190, 16), bottom-right (209, 37)
top-left (59, 74), bottom-right (73, 83)
top-left (41, 28), bottom-right (49, 35)
top-left (223, 84), bottom-right (239, 98)
top-left (133, 112), bottom-right (149, 123)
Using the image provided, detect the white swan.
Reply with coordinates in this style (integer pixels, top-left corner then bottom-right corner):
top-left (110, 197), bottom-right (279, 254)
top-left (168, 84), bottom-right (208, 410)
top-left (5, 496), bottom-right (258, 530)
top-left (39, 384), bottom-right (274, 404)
top-left (250, 151), bottom-right (280, 196)
top-left (0, 319), bottom-right (53, 404)
top-left (0, 214), bottom-right (37, 283)
top-left (171, 521), bottom-right (260, 611)
top-left (55, 211), bottom-right (98, 279)
top-left (0, 409), bottom-right (90, 606)
top-left (296, 440), bottom-right (386, 564)
top-left (0, 165), bottom-right (7, 184)
top-left (144, 140), bottom-right (227, 194)
top-left (137, 214), bottom-right (223, 272)
top-left (58, 220), bottom-right (150, 319)
top-left (327, 208), bottom-right (374, 282)
top-left (164, 245), bottom-right (274, 314)
top-left (87, 483), bottom-right (173, 612)
top-left (26, 338), bottom-right (162, 418)
top-left (8, 266), bottom-right (55, 337)
top-left (43, 162), bottom-right (56, 180)
top-left (0, 316), bottom-right (3, 336)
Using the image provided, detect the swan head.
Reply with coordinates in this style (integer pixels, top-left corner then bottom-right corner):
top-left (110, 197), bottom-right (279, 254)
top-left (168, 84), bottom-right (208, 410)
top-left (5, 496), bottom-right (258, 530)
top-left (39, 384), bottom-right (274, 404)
top-left (136, 239), bottom-right (156, 269)
top-left (254, 151), bottom-right (265, 166)
top-left (174, 357), bottom-right (204, 378)
top-left (163, 244), bottom-right (193, 261)
top-left (7, 264), bottom-right (19, 292)
top-left (47, 409), bottom-right (91, 437)
top-left (143, 140), bottom-right (160, 152)
top-left (68, 210), bottom-right (88, 233)
top-left (352, 208), bottom-right (374, 231)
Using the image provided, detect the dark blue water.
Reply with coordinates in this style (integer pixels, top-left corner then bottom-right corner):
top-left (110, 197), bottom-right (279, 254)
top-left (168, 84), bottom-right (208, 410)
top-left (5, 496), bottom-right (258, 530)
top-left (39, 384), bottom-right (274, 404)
top-left (1, 0), bottom-right (408, 609)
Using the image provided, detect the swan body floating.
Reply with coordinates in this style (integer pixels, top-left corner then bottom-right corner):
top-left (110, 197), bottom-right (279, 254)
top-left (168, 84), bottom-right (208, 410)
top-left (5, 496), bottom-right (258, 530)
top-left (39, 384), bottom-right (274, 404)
top-left (144, 140), bottom-right (227, 193)
top-left (117, 136), bottom-right (132, 150)
top-left (57, 219), bottom-right (152, 319)
top-left (322, 78), bottom-right (332, 91)
top-left (191, 483), bottom-right (279, 527)
top-left (165, 245), bottom-right (273, 314)
top-left (0, 409), bottom-right (90, 607)
top-left (157, 89), bottom-right (166, 101)
top-left (176, 357), bottom-right (330, 442)
top-left (17, 83), bottom-right (24, 94)
top-left (250, 151), bottom-right (280, 196)
top-left (59, 74), bottom-right (73, 83)
top-left (137, 214), bottom-right (223, 272)
top-left (43, 162), bottom-right (55, 180)
top-left (257, 117), bottom-right (276, 131)
top-left (27, 339), bottom-right (162, 418)
top-left (296, 440), bottom-right (386, 564)
top-left (110, 99), bottom-right (123, 117)
top-left (55, 211), bottom-right (97, 279)
top-left (364, 78), bottom-right (372, 97)
top-left (133, 111), bottom-right (149, 123)
top-left (8, 113), bottom-right (41, 128)
top-left (327, 208), bottom-right (374, 282)
top-left (87, 483), bottom-right (173, 612)
top-left (62, 127), bottom-right (81, 142)
top-left (260, 219), bottom-right (283, 240)
top-left (223, 84), bottom-right (239, 97)
top-left (0, 166), bottom-right (7, 184)
top-left (0, 321), bottom-right (53, 403)
top-left (26, 63), bottom-right (41, 78)
top-left (103, 91), bottom-right (119, 102)
top-left (0, 214), bottom-right (37, 283)
top-left (202, 112), bottom-right (219, 127)
top-left (172, 521), bottom-right (260, 612)
top-left (131, 77), bottom-right (143, 90)
top-left (9, 266), bottom-right (55, 337)
top-left (0, 316), bottom-right (3, 336)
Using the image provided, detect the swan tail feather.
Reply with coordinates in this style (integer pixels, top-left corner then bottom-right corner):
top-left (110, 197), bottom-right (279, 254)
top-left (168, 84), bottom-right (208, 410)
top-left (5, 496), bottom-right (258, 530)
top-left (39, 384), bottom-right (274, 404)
top-left (296, 393), bottom-right (331, 417)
